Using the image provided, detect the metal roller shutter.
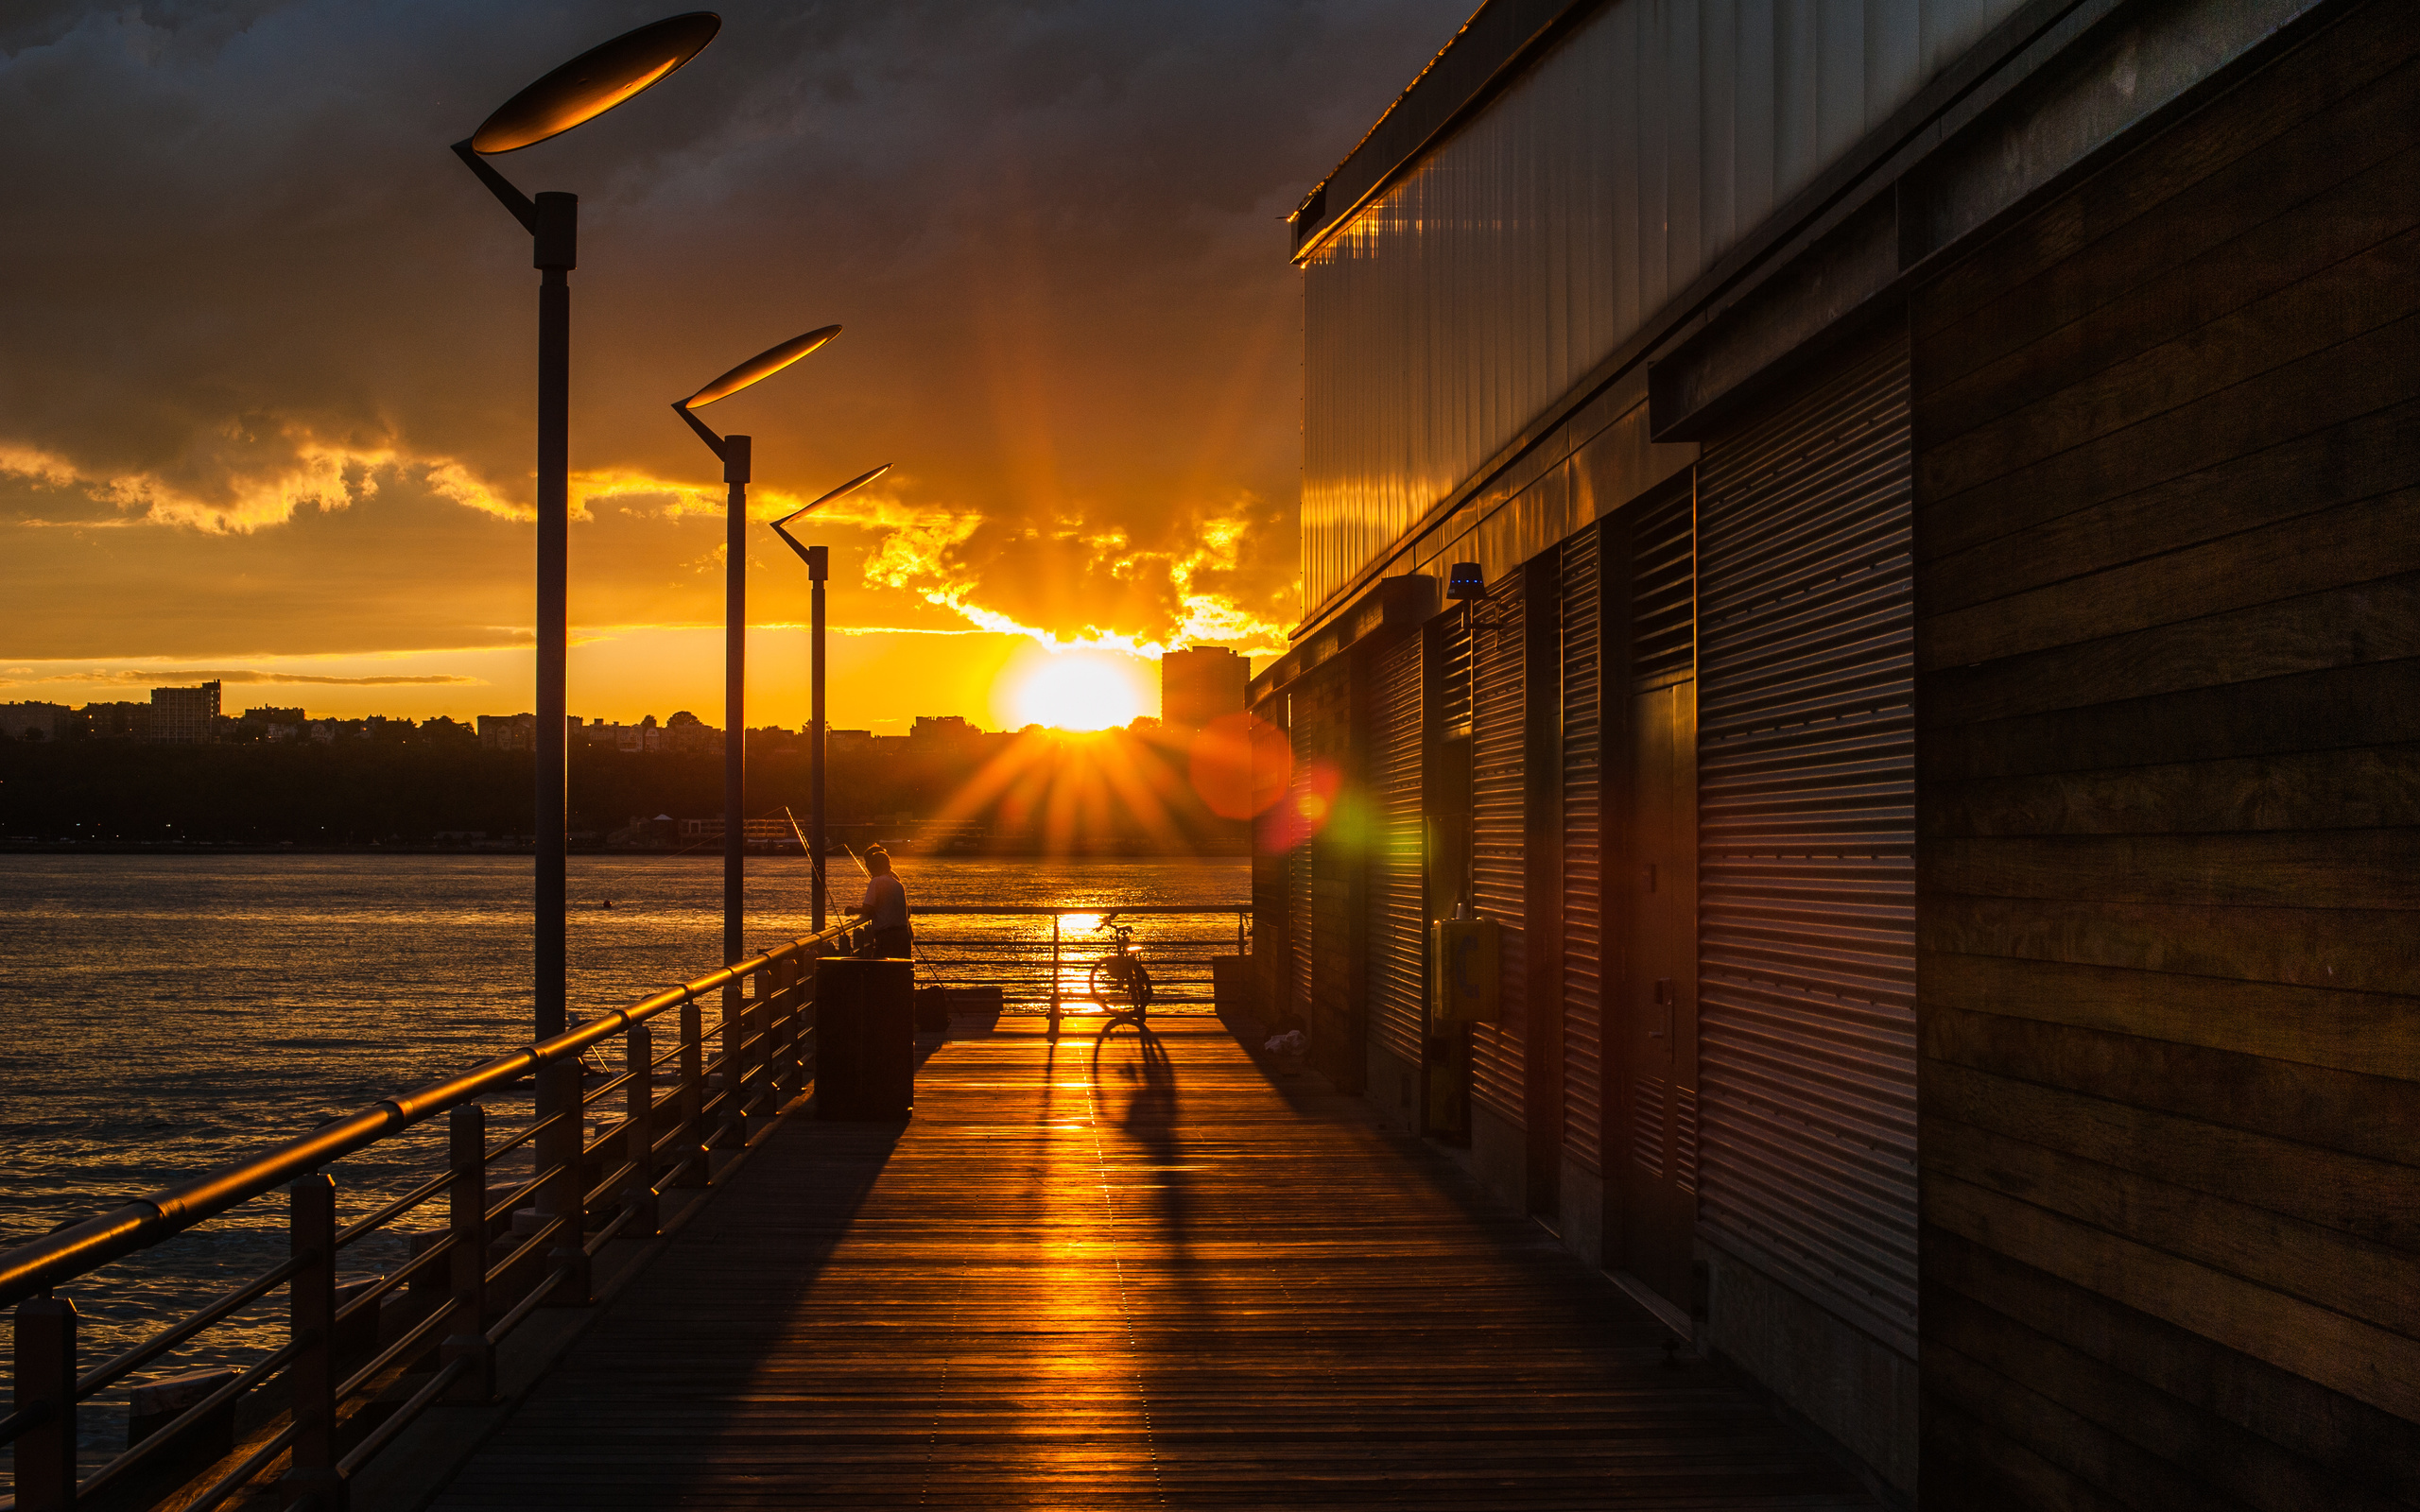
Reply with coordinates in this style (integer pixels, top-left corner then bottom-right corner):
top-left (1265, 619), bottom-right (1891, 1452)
top-left (1559, 527), bottom-right (1604, 1173)
top-left (1470, 569), bottom-right (1527, 1125)
top-left (1370, 636), bottom-right (1427, 1066)
top-left (1694, 329), bottom-right (1918, 1356)
top-left (1288, 703), bottom-right (1315, 1019)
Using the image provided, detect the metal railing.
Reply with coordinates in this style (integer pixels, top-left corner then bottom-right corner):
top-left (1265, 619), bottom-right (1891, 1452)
top-left (898, 904), bottom-right (1252, 1032)
top-left (0, 918), bottom-right (869, 1512)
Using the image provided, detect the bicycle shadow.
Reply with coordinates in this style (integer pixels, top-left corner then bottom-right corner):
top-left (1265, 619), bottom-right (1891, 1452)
top-left (1086, 1020), bottom-right (1195, 1277)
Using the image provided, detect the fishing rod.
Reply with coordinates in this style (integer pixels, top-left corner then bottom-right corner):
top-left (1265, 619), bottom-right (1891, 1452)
top-left (778, 805), bottom-right (838, 924)
top-left (804, 815), bottom-right (955, 994)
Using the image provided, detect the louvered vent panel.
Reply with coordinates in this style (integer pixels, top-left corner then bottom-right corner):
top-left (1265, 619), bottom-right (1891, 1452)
top-left (1469, 571), bottom-right (1527, 1125)
top-left (1695, 330), bottom-right (1917, 1357)
top-left (1560, 527), bottom-right (1604, 1172)
top-left (1370, 636), bottom-right (1427, 1066)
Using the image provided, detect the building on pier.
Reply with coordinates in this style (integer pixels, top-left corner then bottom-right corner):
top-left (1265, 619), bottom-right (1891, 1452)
top-left (1250, 0), bottom-right (2420, 1502)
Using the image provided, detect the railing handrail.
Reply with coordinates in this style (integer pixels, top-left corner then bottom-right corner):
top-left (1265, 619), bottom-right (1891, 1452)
top-left (0, 919), bottom-right (863, 1311)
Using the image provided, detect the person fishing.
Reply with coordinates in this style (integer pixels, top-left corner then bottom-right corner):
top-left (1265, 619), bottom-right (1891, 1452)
top-left (852, 843), bottom-right (912, 958)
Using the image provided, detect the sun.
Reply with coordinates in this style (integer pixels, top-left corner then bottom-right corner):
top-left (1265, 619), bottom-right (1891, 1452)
top-left (994, 646), bottom-right (1148, 730)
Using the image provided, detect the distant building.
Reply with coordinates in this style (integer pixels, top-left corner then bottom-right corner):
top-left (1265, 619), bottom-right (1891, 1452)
top-left (0, 701), bottom-right (69, 742)
top-left (149, 681), bottom-right (221, 744)
top-left (82, 701), bottom-right (153, 741)
top-left (477, 713), bottom-right (537, 752)
top-left (1158, 647), bottom-right (1246, 735)
top-left (910, 715), bottom-right (978, 742)
top-left (679, 816), bottom-right (797, 844)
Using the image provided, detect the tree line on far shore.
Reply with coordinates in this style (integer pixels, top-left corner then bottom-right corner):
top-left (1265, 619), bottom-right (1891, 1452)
top-left (0, 726), bottom-right (1236, 850)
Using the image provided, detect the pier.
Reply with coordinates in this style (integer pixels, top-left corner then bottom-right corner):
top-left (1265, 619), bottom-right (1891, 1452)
top-left (423, 1024), bottom-right (1872, 1509)
top-left (2, 919), bottom-right (1874, 1511)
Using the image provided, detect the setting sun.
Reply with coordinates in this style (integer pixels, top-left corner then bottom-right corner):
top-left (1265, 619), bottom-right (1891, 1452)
top-left (993, 645), bottom-right (1151, 730)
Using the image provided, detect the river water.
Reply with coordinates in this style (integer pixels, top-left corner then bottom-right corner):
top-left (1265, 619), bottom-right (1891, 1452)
top-left (0, 851), bottom-right (1250, 1478)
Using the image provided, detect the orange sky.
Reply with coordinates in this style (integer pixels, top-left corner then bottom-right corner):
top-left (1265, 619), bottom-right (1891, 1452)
top-left (1, 1), bottom-right (1466, 730)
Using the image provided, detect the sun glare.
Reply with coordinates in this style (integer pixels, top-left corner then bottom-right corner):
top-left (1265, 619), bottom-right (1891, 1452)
top-left (995, 647), bottom-right (1147, 730)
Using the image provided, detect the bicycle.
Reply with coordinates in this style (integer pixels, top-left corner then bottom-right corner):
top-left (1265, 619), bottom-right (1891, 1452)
top-left (1086, 914), bottom-right (1153, 1028)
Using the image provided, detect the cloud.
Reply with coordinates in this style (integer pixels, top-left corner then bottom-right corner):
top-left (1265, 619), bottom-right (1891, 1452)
top-left (2, 0), bottom-right (1471, 696)
top-left (1, 669), bottom-right (481, 688)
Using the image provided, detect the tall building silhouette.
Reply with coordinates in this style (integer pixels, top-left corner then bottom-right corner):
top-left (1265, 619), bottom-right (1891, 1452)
top-left (149, 681), bottom-right (221, 744)
top-left (1158, 647), bottom-right (1245, 736)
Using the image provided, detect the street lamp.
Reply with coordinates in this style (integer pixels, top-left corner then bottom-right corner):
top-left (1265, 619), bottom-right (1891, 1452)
top-left (453, 11), bottom-right (719, 1042)
top-left (670, 326), bottom-right (841, 978)
top-left (770, 467), bottom-right (890, 931)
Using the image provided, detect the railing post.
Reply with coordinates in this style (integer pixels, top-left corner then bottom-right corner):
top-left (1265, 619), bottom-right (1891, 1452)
top-left (625, 1025), bottom-right (660, 1237)
top-left (536, 1061), bottom-right (591, 1306)
top-left (13, 1294), bottom-right (78, 1512)
top-left (772, 953), bottom-right (804, 1102)
top-left (1050, 913), bottom-right (1063, 1036)
top-left (741, 971), bottom-right (769, 1142)
top-left (283, 1172), bottom-right (344, 1509)
top-left (675, 994), bottom-right (709, 1187)
top-left (441, 1104), bottom-right (493, 1402)
top-left (715, 980), bottom-right (745, 1150)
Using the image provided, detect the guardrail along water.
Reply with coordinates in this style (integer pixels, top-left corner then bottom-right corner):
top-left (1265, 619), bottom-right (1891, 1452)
top-left (1, 919), bottom-right (870, 1512)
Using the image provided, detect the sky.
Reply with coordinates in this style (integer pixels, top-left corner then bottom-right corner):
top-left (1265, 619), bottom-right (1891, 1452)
top-left (1, 0), bottom-right (1469, 730)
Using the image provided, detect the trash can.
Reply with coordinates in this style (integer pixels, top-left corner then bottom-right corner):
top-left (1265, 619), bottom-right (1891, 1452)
top-left (815, 957), bottom-right (914, 1120)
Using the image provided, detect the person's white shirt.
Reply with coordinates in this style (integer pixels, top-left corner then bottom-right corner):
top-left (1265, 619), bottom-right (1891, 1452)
top-left (857, 872), bottom-right (908, 931)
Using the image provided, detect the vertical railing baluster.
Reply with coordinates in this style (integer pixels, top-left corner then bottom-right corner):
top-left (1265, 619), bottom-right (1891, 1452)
top-left (808, 943), bottom-right (827, 1083)
top-left (537, 1061), bottom-right (590, 1306)
top-left (676, 994), bottom-right (709, 1187)
top-left (283, 1173), bottom-right (341, 1507)
top-left (715, 980), bottom-right (744, 1150)
top-left (441, 1104), bottom-right (492, 1401)
top-left (625, 1025), bottom-right (659, 1237)
top-left (741, 971), bottom-right (767, 1143)
top-left (13, 1293), bottom-right (78, 1512)
top-left (772, 954), bottom-right (803, 1102)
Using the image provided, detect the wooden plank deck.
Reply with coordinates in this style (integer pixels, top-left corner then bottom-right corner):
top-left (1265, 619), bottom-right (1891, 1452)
top-left (429, 1023), bottom-right (1877, 1509)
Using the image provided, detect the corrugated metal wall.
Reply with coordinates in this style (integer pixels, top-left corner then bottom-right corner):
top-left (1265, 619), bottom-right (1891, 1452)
top-left (1559, 525), bottom-right (1604, 1173)
top-left (1470, 569), bottom-right (1529, 1125)
top-left (1300, 0), bottom-right (2023, 611)
top-left (1370, 635), bottom-right (1427, 1067)
top-left (1694, 329), bottom-right (1918, 1356)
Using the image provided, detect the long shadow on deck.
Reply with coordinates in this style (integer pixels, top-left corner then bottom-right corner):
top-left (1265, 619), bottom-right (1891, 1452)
top-left (428, 1025), bottom-right (1876, 1510)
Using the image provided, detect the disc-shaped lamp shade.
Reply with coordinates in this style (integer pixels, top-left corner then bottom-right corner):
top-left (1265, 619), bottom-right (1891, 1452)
top-left (778, 464), bottom-right (891, 528)
top-left (471, 12), bottom-right (721, 154)
top-left (684, 326), bottom-right (842, 409)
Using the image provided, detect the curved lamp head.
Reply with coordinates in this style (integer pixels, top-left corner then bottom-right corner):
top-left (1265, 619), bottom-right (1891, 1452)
top-left (769, 464), bottom-right (891, 565)
top-left (683, 325), bottom-right (842, 409)
top-left (472, 12), bottom-right (721, 154)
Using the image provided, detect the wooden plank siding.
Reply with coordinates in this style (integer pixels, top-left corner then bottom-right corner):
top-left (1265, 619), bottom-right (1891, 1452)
top-left (1910, 2), bottom-right (2420, 1504)
top-left (427, 1027), bottom-right (1880, 1509)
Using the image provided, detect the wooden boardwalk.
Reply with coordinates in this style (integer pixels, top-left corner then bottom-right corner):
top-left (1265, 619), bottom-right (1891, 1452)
top-left (429, 1023), bottom-right (1876, 1509)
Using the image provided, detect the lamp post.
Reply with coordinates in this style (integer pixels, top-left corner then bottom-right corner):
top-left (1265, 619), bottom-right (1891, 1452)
top-left (671, 328), bottom-right (844, 977)
top-left (770, 467), bottom-right (890, 930)
top-left (453, 11), bottom-right (718, 1041)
